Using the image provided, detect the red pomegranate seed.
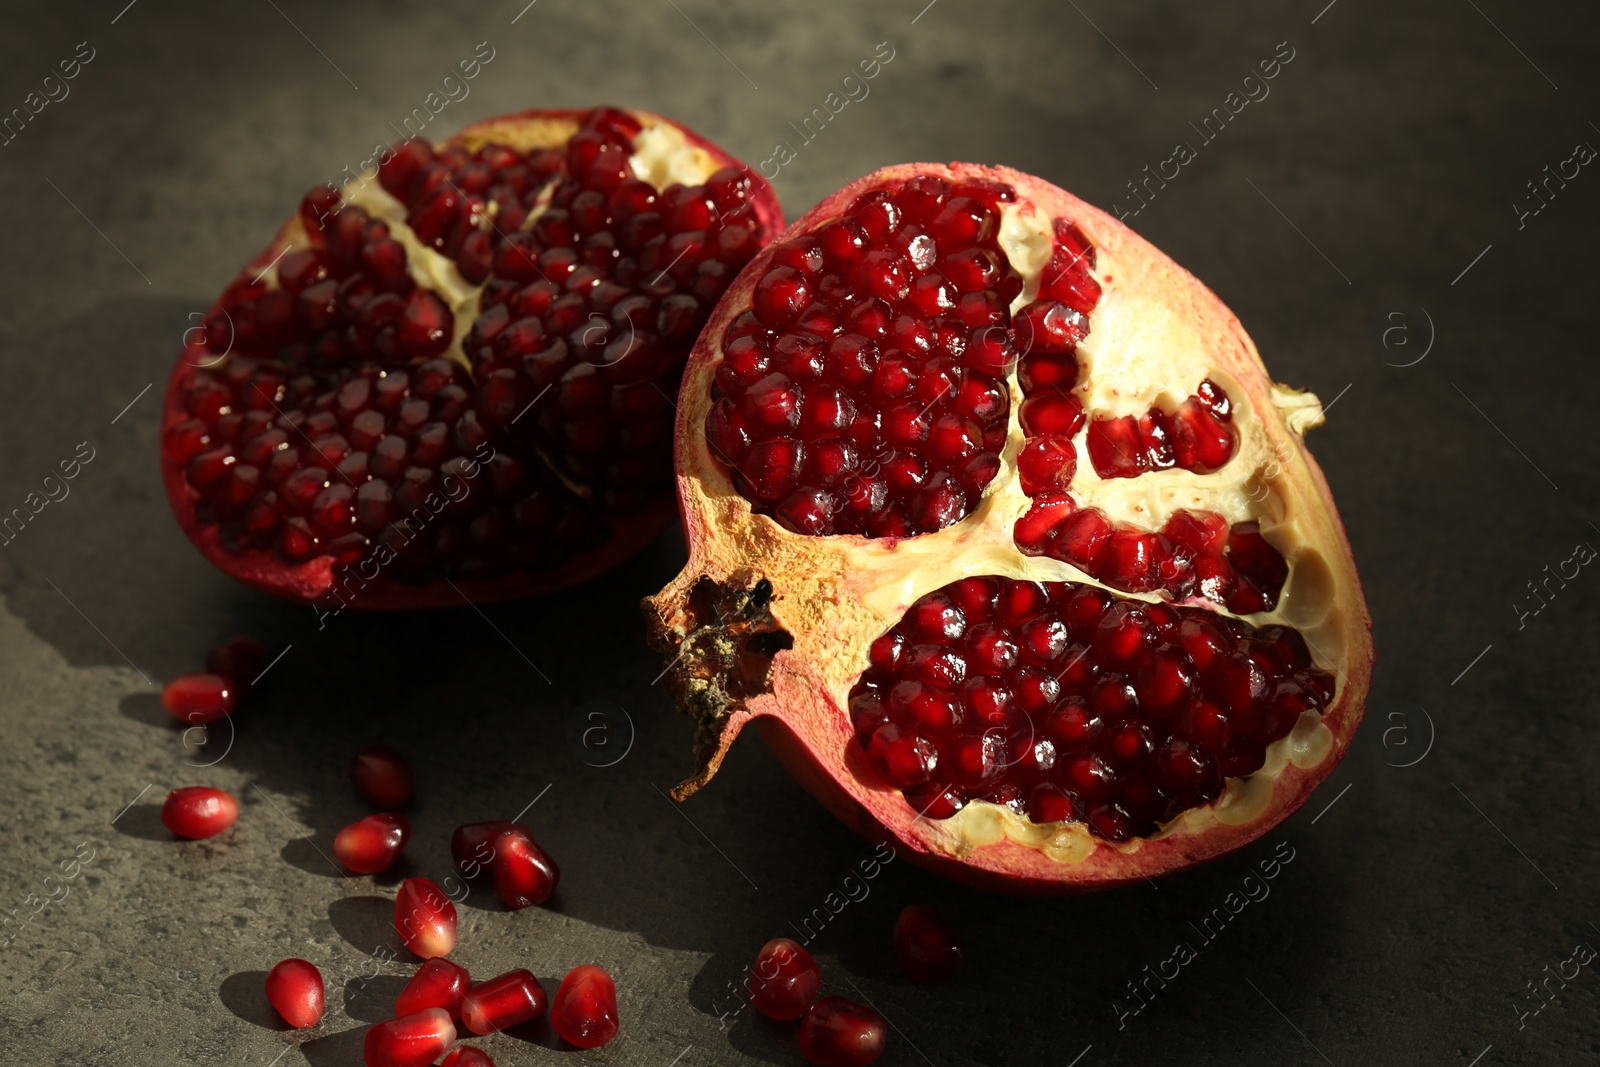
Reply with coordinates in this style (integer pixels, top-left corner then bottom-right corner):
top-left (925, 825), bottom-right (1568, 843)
top-left (747, 937), bottom-right (821, 1020)
top-left (892, 905), bottom-right (964, 984)
top-left (438, 1047), bottom-right (495, 1067)
top-left (363, 1008), bottom-right (455, 1067)
top-left (394, 878), bottom-right (457, 959)
top-left (351, 746), bottom-right (414, 808)
top-left (334, 812), bottom-right (411, 874)
top-left (797, 996), bottom-right (887, 1067)
top-left (851, 577), bottom-right (1332, 839)
top-left (205, 636), bottom-right (264, 691)
top-left (550, 964), bottom-right (619, 1049)
top-left (264, 958), bottom-right (325, 1028)
top-left (459, 969), bottom-right (548, 1035)
top-left (161, 786), bottom-right (238, 839)
top-left (490, 827), bottom-right (560, 909)
top-left (396, 957), bottom-right (472, 1018)
top-left (161, 673), bottom-right (236, 724)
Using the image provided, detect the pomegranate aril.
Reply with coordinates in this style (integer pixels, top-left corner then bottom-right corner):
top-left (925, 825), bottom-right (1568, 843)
top-left (351, 745), bottom-right (414, 808)
top-left (490, 826), bottom-right (560, 908)
top-left (206, 636), bottom-right (264, 692)
top-left (161, 673), bottom-right (236, 724)
top-left (364, 1008), bottom-right (455, 1067)
top-left (460, 969), bottom-right (547, 1034)
top-left (396, 957), bottom-right (472, 1018)
top-left (334, 812), bottom-right (411, 874)
top-left (265, 958), bottom-right (325, 1029)
top-left (551, 964), bottom-right (619, 1049)
top-left (748, 937), bottom-right (821, 1020)
top-left (893, 905), bottom-right (963, 984)
top-left (798, 996), bottom-right (887, 1067)
top-left (439, 1048), bottom-right (495, 1067)
top-left (161, 786), bottom-right (238, 839)
top-left (394, 878), bottom-right (457, 959)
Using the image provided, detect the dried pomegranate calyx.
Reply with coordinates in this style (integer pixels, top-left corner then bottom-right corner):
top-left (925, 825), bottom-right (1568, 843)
top-left (647, 162), bottom-right (1371, 892)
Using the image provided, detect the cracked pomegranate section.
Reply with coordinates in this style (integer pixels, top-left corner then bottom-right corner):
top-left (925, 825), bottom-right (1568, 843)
top-left (648, 162), bottom-right (1371, 892)
top-left (162, 107), bottom-right (780, 608)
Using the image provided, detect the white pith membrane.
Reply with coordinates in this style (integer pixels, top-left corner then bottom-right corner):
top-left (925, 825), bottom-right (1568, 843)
top-left (651, 164), bottom-right (1368, 881)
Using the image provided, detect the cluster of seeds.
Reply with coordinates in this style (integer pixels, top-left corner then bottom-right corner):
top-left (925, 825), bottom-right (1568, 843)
top-left (706, 175), bottom-right (1023, 537)
top-left (849, 576), bottom-right (1334, 840)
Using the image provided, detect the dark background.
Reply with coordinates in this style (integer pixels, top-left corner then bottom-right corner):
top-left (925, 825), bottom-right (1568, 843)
top-left (1, 1), bottom-right (1597, 1064)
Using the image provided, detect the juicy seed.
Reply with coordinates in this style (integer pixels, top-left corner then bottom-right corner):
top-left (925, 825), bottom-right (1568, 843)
top-left (748, 937), bottom-right (822, 1020)
top-left (850, 577), bottom-right (1335, 840)
top-left (394, 878), bottom-right (457, 959)
top-left (892, 905), bottom-right (964, 984)
top-left (205, 636), bottom-right (265, 692)
top-left (161, 786), bottom-right (238, 839)
top-left (708, 178), bottom-right (1023, 536)
top-left (333, 812), bottom-right (411, 874)
top-left (551, 964), bottom-right (620, 1049)
top-left (395, 958), bottom-right (472, 1018)
top-left (265, 958), bottom-right (325, 1029)
top-left (351, 745), bottom-right (415, 808)
top-left (161, 673), bottom-right (236, 724)
top-left (363, 1008), bottom-right (455, 1067)
top-left (797, 996), bottom-right (888, 1067)
top-left (438, 1047), bottom-right (496, 1067)
top-left (459, 969), bottom-right (548, 1035)
top-left (448, 821), bottom-right (560, 908)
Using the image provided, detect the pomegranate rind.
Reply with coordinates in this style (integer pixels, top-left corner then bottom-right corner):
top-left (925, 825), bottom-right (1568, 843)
top-left (645, 162), bottom-right (1372, 893)
top-left (161, 108), bottom-right (781, 610)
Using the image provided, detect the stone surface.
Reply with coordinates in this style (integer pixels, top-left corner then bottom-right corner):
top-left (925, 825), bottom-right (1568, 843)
top-left (1, 1), bottom-right (1598, 1065)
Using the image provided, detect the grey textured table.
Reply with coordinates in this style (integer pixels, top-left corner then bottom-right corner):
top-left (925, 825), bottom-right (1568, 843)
top-left (2, 2), bottom-right (1597, 1065)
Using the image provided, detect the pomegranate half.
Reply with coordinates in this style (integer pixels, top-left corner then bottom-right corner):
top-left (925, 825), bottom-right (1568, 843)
top-left (162, 107), bottom-right (780, 609)
top-left (645, 164), bottom-right (1371, 892)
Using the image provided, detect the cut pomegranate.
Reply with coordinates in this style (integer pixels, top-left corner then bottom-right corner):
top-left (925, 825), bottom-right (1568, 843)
top-left (459, 969), bottom-right (548, 1034)
top-left (161, 673), bottom-right (236, 724)
top-left (797, 997), bottom-right (887, 1067)
top-left (395, 958), bottom-right (472, 1019)
top-left (265, 958), bottom-right (325, 1028)
top-left (892, 905), bottom-right (962, 983)
top-left (449, 820), bottom-right (559, 908)
top-left (334, 812), bottom-right (411, 874)
top-left (206, 636), bottom-right (265, 691)
top-left (748, 937), bottom-right (821, 1020)
top-left (394, 877), bottom-right (456, 958)
top-left (439, 1047), bottom-right (495, 1067)
top-left (160, 786), bottom-right (238, 839)
top-left (162, 107), bottom-right (780, 609)
top-left (647, 163), bottom-right (1372, 892)
top-left (351, 745), bottom-right (414, 808)
top-left (550, 964), bottom-right (619, 1049)
top-left (364, 1008), bottom-right (455, 1067)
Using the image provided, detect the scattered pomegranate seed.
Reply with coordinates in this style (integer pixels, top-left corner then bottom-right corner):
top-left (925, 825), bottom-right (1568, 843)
top-left (161, 673), bottom-right (236, 724)
top-left (351, 745), bottom-right (414, 808)
top-left (459, 969), bottom-right (548, 1035)
top-left (850, 577), bottom-right (1333, 839)
top-left (160, 786), bottom-right (238, 839)
top-left (550, 964), bottom-right (619, 1049)
top-left (394, 878), bottom-right (456, 959)
top-left (438, 1047), bottom-right (495, 1067)
top-left (748, 937), bottom-right (820, 1020)
top-left (206, 636), bottom-right (265, 691)
top-left (797, 996), bottom-right (887, 1067)
top-left (395, 957), bottom-right (472, 1018)
top-left (264, 958), bottom-right (325, 1028)
top-left (490, 827), bottom-right (559, 908)
top-left (333, 812), bottom-right (411, 874)
top-left (893, 905), bottom-right (963, 983)
top-left (363, 1008), bottom-right (455, 1067)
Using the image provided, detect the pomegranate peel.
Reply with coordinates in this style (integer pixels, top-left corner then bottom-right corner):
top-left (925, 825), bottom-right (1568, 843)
top-left (645, 163), bottom-right (1371, 893)
top-left (162, 107), bottom-right (780, 609)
